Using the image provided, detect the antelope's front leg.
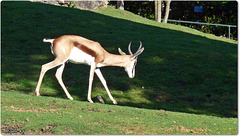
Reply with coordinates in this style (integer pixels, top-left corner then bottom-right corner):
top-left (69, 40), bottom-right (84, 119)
top-left (87, 63), bottom-right (96, 103)
top-left (95, 68), bottom-right (117, 104)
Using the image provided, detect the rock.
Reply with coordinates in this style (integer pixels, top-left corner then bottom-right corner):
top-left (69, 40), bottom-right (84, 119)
top-left (35, 0), bottom-right (108, 11)
top-left (25, 117), bottom-right (30, 122)
top-left (72, 1), bottom-right (108, 10)
top-left (93, 95), bottom-right (106, 104)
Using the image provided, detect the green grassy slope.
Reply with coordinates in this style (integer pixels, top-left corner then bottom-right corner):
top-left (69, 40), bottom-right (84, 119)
top-left (1, 1), bottom-right (237, 134)
top-left (1, 91), bottom-right (237, 135)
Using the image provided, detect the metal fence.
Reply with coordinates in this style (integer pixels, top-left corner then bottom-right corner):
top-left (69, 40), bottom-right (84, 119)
top-left (164, 19), bottom-right (237, 39)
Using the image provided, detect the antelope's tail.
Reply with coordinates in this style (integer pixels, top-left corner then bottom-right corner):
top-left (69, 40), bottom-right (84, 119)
top-left (43, 38), bottom-right (55, 55)
top-left (43, 38), bottom-right (54, 43)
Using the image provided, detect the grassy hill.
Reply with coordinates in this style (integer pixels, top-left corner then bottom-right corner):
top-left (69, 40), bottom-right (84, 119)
top-left (1, 1), bottom-right (237, 135)
top-left (1, 91), bottom-right (237, 135)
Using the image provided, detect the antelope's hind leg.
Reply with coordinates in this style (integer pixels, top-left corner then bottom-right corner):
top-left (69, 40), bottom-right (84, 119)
top-left (35, 59), bottom-right (64, 96)
top-left (55, 63), bottom-right (73, 100)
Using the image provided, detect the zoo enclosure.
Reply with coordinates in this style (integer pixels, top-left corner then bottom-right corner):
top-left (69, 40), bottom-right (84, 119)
top-left (165, 19), bottom-right (237, 39)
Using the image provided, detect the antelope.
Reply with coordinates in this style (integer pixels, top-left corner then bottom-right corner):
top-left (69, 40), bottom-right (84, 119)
top-left (35, 35), bottom-right (144, 104)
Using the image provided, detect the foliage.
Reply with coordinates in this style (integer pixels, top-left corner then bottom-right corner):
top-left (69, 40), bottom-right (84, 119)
top-left (170, 1), bottom-right (237, 39)
top-left (110, 1), bottom-right (155, 20)
top-left (1, 2), bottom-right (237, 135)
top-left (110, 1), bottom-right (237, 39)
top-left (68, 1), bottom-right (77, 8)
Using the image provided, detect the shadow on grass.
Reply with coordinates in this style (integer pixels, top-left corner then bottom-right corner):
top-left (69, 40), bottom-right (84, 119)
top-left (1, 1), bottom-right (237, 118)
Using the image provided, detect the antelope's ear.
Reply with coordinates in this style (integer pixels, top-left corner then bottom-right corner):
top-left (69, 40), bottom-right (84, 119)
top-left (118, 48), bottom-right (126, 55)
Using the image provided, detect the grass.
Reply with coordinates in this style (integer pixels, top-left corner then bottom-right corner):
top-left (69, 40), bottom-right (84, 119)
top-left (1, 1), bottom-right (238, 135)
top-left (1, 91), bottom-right (237, 135)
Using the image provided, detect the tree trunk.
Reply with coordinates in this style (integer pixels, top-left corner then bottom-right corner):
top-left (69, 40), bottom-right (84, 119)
top-left (155, 0), bottom-right (162, 22)
top-left (116, 0), bottom-right (124, 10)
top-left (155, 1), bottom-right (157, 21)
top-left (163, 0), bottom-right (171, 23)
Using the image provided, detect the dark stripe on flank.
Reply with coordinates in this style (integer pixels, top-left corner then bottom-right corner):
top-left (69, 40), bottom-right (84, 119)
top-left (73, 42), bottom-right (97, 58)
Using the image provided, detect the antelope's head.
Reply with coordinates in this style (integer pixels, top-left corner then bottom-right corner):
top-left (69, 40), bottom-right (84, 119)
top-left (118, 41), bottom-right (144, 78)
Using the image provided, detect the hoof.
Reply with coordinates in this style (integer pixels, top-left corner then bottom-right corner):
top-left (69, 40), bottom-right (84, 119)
top-left (113, 100), bottom-right (118, 104)
top-left (88, 99), bottom-right (94, 103)
top-left (68, 97), bottom-right (74, 100)
top-left (36, 94), bottom-right (40, 97)
top-left (35, 91), bottom-right (40, 96)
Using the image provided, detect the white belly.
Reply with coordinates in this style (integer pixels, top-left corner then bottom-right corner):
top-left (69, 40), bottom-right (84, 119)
top-left (68, 47), bottom-right (95, 66)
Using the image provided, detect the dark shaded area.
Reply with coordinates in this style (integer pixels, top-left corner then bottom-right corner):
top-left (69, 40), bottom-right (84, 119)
top-left (1, 2), bottom-right (237, 118)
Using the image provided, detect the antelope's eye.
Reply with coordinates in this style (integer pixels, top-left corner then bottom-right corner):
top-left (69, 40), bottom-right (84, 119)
top-left (134, 60), bottom-right (137, 66)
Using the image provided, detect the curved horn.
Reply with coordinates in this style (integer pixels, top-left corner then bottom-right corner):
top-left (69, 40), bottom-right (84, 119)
top-left (137, 41), bottom-right (142, 51)
top-left (128, 41), bottom-right (133, 55)
top-left (133, 47), bottom-right (144, 57)
top-left (118, 48), bottom-right (126, 55)
top-left (132, 41), bottom-right (144, 59)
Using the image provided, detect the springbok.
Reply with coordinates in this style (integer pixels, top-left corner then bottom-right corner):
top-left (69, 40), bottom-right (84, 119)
top-left (35, 35), bottom-right (144, 104)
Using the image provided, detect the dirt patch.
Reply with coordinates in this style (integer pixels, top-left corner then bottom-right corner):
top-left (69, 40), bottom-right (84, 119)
top-left (1, 124), bottom-right (26, 135)
top-left (81, 108), bottom-right (101, 112)
top-left (1, 84), bottom-right (22, 91)
top-left (20, 124), bottom-right (58, 135)
top-left (119, 126), bottom-right (154, 135)
top-left (156, 113), bottom-right (168, 117)
top-left (62, 128), bottom-right (74, 134)
top-left (1, 85), bottom-right (11, 91)
top-left (41, 124), bottom-right (57, 134)
top-left (6, 106), bottom-right (60, 113)
top-left (174, 125), bottom-right (204, 134)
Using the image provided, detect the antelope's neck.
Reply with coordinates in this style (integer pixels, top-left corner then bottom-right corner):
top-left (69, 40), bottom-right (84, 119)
top-left (100, 52), bottom-right (131, 67)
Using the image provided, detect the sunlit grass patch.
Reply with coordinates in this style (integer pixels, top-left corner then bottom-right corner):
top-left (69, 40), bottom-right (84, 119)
top-left (1, 1), bottom-right (237, 135)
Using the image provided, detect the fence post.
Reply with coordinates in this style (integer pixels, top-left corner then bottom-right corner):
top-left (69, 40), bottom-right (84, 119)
top-left (228, 26), bottom-right (231, 39)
